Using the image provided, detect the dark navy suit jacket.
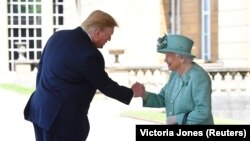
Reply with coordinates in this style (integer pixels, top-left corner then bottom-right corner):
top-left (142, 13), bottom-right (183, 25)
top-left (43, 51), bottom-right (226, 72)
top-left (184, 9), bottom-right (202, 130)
top-left (24, 27), bottom-right (133, 138)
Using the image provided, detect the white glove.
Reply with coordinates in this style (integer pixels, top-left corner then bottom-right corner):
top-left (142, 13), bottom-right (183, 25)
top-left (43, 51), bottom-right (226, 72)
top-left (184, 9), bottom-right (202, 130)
top-left (166, 116), bottom-right (177, 125)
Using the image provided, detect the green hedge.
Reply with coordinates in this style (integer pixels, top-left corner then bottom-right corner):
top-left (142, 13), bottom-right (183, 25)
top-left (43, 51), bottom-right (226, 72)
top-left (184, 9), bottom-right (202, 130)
top-left (0, 83), bottom-right (34, 95)
top-left (121, 109), bottom-right (248, 124)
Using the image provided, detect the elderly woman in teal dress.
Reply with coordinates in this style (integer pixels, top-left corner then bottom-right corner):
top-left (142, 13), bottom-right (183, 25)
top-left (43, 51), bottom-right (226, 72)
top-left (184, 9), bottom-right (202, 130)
top-left (133, 34), bottom-right (214, 125)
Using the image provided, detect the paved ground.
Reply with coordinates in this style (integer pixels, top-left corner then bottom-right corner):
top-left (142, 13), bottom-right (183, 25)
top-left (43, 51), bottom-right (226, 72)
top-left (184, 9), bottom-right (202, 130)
top-left (0, 89), bottom-right (156, 141)
top-left (0, 89), bottom-right (34, 141)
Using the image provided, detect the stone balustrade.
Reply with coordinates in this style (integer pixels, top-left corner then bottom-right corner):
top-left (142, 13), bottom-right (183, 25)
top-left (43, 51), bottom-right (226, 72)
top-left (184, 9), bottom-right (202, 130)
top-left (106, 63), bottom-right (250, 94)
top-left (15, 61), bottom-right (250, 94)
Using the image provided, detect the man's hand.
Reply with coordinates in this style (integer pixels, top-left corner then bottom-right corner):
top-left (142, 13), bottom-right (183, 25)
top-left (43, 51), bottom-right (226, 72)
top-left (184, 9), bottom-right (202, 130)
top-left (131, 82), bottom-right (145, 97)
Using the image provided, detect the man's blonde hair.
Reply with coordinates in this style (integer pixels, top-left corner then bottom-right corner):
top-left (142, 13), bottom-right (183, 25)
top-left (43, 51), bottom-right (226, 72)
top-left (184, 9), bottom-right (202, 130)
top-left (81, 10), bottom-right (118, 32)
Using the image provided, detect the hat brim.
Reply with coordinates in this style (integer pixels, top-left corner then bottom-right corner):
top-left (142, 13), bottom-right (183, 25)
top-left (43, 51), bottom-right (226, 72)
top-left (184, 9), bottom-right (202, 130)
top-left (157, 48), bottom-right (196, 58)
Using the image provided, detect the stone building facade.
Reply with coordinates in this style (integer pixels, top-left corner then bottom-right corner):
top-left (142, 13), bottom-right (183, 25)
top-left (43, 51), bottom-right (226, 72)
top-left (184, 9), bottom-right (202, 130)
top-left (0, 0), bottom-right (249, 76)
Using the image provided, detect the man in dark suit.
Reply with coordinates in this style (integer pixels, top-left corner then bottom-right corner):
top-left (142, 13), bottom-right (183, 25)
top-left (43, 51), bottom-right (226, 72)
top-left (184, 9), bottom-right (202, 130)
top-left (24, 10), bottom-right (141, 141)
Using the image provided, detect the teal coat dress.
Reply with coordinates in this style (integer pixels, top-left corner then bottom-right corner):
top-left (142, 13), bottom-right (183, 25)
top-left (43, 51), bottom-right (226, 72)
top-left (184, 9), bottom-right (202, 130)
top-left (143, 62), bottom-right (214, 125)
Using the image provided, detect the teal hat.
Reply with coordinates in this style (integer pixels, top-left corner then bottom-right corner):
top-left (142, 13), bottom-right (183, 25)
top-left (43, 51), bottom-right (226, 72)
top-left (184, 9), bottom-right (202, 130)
top-left (157, 34), bottom-right (195, 58)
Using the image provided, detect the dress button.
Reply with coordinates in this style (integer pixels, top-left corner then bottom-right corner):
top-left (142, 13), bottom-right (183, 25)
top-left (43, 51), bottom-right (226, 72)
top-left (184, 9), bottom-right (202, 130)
top-left (180, 82), bottom-right (183, 86)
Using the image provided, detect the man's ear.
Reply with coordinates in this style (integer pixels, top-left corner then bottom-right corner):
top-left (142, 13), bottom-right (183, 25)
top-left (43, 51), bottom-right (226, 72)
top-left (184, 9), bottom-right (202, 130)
top-left (93, 28), bottom-right (102, 38)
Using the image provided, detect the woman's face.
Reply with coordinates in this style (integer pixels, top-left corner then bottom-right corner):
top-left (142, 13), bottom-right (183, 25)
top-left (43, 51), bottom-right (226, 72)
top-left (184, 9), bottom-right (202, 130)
top-left (164, 52), bottom-right (182, 71)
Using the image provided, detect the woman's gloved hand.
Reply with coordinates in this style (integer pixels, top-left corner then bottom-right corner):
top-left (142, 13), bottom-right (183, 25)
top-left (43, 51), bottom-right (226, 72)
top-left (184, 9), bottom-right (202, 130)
top-left (166, 116), bottom-right (177, 125)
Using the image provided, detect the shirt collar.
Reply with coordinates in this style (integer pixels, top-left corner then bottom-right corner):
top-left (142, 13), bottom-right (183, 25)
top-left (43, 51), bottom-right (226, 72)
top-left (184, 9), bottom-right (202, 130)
top-left (80, 26), bottom-right (92, 41)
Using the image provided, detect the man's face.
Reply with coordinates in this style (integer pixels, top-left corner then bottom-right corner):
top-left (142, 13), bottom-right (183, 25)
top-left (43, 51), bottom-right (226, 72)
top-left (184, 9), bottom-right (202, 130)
top-left (92, 27), bottom-right (114, 48)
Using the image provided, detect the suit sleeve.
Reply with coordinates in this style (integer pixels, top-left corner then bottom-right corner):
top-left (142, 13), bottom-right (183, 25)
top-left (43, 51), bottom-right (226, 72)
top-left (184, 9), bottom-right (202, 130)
top-left (78, 52), bottom-right (133, 105)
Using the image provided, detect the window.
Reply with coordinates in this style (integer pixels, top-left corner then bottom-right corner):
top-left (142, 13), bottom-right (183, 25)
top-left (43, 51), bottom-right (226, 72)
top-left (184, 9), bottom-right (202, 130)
top-left (7, 0), bottom-right (64, 71)
top-left (53, 0), bottom-right (64, 32)
top-left (168, 0), bottom-right (180, 34)
top-left (7, 0), bottom-right (42, 71)
top-left (201, 0), bottom-right (211, 61)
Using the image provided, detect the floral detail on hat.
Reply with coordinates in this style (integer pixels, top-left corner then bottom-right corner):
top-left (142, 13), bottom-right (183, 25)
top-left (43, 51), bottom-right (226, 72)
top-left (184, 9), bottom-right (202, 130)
top-left (157, 34), bottom-right (168, 51)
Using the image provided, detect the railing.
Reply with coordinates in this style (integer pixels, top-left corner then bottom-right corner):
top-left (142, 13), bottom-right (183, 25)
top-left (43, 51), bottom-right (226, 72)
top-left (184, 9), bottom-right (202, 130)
top-left (206, 67), bottom-right (250, 94)
top-left (15, 61), bottom-right (250, 94)
top-left (106, 63), bottom-right (250, 94)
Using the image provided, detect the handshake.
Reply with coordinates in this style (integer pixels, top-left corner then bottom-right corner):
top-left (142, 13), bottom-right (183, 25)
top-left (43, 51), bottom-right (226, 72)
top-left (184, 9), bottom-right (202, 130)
top-left (131, 82), bottom-right (146, 98)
